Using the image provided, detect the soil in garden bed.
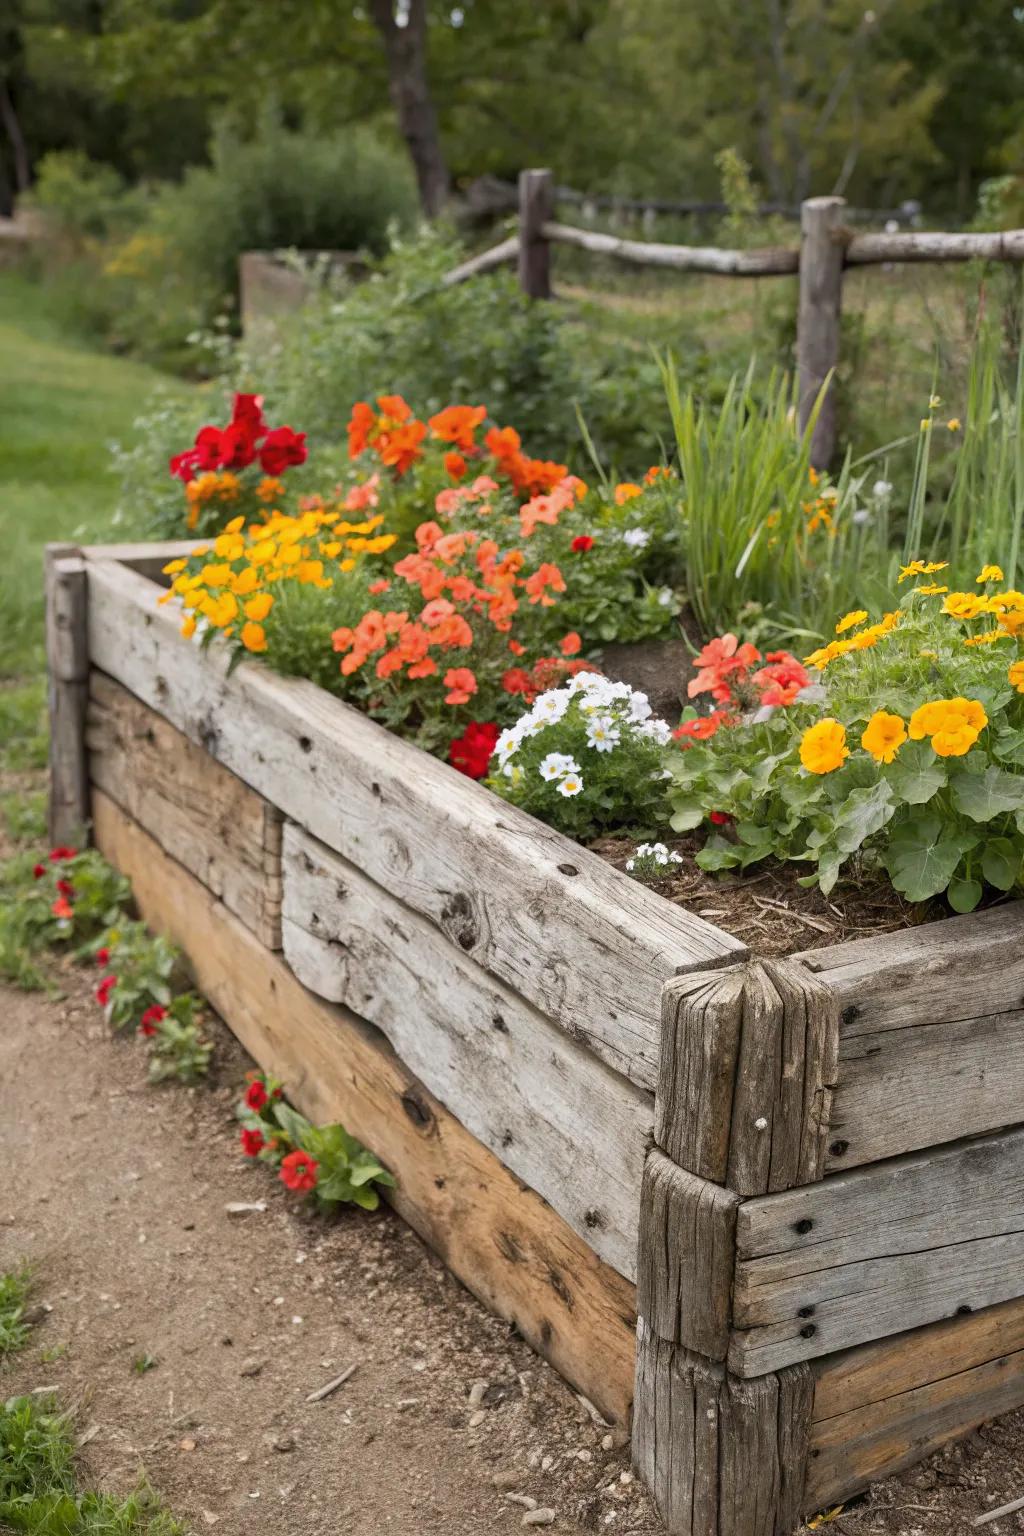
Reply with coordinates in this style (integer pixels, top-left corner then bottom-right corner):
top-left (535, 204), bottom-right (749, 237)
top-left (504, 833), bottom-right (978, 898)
top-left (593, 834), bottom-right (933, 956)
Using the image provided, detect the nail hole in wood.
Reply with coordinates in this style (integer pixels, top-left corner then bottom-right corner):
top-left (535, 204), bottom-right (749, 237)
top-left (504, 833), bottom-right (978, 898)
top-left (841, 1004), bottom-right (859, 1025)
top-left (956, 1304), bottom-right (972, 1316)
top-left (794, 1218), bottom-right (814, 1235)
top-left (557, 863), bottom-right (579, 876)
top-left (800, 1324), bottom-right (817, 1338)
top-left (830, 1139), bottom-right (849, 1156)
top-left (798, 1306), bottom-right (815, 1318)
top-left (298, 735), bottom-right (312, 754)
top-left (400, 1091), bottom-right (431, 1128)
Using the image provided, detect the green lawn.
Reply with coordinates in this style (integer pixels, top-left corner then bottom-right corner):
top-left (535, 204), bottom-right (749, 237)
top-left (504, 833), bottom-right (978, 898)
top-left (0, 271), bottom-right (189, 677)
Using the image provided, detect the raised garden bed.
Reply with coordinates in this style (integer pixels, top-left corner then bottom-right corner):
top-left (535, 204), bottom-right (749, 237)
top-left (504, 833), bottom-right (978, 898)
top-left (48, 540), bottom-right (1024, 1534)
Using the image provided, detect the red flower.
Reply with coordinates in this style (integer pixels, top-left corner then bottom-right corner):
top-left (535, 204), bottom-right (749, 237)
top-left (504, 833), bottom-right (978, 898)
top-left (709, 811), bottom-right (734, 826)
top-left (443, 666), bottom-right (477, 705)
top-left (56, 878), bottom-right (74, 899)
top-left (259, 426), bottom-right (307, 477)
top-left (138, 1004), bottom-right (167, 1037)
top-left (560, 632), bottom-right (582, 657)
top-left (280, 1149), bottom-right (319, 1193)
top-left (217, 419), bottom-right (259, 470)
top-left (449, 721), bottom-right (500, 779)
top-left (240, 1127), bottom-right (266, 1158)
top-left (444, 451), bottom-right (468, 481)
top-left (51, 896), bottom-right (73, 920)
top-left (571, 535), bottom-right (594, 553)
top-left (245, 1080), bottom-right (269, 1112)
top-left (673, 709), bottom-right (733, 747)
top-left (169, 448), bottom-right (200, 483)
top-left (95, 947), bottom-right (110, 966)
top-left (193, 425), bottom-right (226, 472)
top-left (231, 392), bottom-right (266, 435)
top-left (49, 846), bottom-right (77, 862)
top-left (753, 653), bottom-right (811, 708)
top-left (688, 633), bottom-right (762, 703)
top-left (96, 974), bottom-right (117, 1007)
top-left (32, 863), bottom-right (45, 879)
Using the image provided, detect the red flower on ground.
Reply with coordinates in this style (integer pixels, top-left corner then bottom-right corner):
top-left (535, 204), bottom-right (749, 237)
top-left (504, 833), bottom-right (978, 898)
top-left (259, 426), bottom-right (307, 477)
top-left (709, 811), bottom-right (734, 826)
top-left (571, 535), bottom-right (594, 553)
top-left (95, 947), bottom-right (110, 966)
top-left (32, 863), bottom-right (45, 879)
top-left (138, 1004), bottom-right (167, 1037)
top-left (231, 392), bottom-right (265, 435)
top-left (240, 1128), bottom-right (266, 1158)
top-left (96, 974), bottom-right (117, 1007)
top-left (245, 1080), bottom-right (269, 1112)
top-left (280, 1149), bottom-right (319, 1193)
top-left (56, 878), bottom-right (74, 899)
top-left (49, 846), bottom-right (77, 862)
top-left (51, 896), bottom-right (73, 920)
top-left (449, 721), bottom-right (500, 780)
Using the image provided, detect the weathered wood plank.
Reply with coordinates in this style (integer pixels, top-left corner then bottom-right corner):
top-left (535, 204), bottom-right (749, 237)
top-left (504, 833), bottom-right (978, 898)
top-left (87, 672), bottom-right (283, 948)
top-left (826, 1005), bottom-right (1024, 1173)
top-left (795, 904), bottom-right (1024, 1037)
top-left (797, 196), bottom-right (845, 466)
top-left (281, 821), bottom-right (651, 1280)
top-left (84, 555), bottom-right (744, 1090)
top-left (807, 1297), bottom-right (1024, 1507)
top-left (91, 788), bottom-right (638, 1424)
top-left (79, 539), bottom-right (196, 582)
top-left (45, 546), bottom-right (89, 846)
top-left (636, 1151), bottom-right (739, 1360)
top-left (657, 960), bottom-right (837, 1197)
top-left (518, 168), bottom-right (553, 299)
top-left (731, 1127), bottom-right (1024, 1376)
top-left (633, 1321), bottom-right (812, 1536)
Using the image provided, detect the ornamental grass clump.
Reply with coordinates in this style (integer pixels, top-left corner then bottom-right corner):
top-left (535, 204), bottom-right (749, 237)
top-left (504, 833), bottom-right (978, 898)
top-left (488, 672), bottom-right (673, 840)
top-left (666, 562), bottom-right (1024, 909)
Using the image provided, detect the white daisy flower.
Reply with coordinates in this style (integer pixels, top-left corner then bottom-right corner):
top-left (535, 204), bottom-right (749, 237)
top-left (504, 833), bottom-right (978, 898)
top-left (539, 752), bottom-right (581, 782)
top-left (623, 527), bottom-right (650, 549)
top-left (557, 774), bottom-right (584, 797)
top-left (657, 587), bottom-right (675, 608)
top-left (586, 716), bottom-right (621, 752)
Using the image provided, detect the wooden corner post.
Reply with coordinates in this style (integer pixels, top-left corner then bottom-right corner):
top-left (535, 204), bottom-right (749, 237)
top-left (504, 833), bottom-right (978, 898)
top-left (45, 543), bottom-right (90, 846)
top-left (518, 168), bottom-right (553, 299)
top-left (633, 959), bottom-right (839, 1535)
top-left (797, 196), bottom-right (847, 470)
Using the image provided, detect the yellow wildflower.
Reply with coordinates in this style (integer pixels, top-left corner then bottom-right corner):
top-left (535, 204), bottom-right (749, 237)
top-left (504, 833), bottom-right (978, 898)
top-left (929, 394), bottom-right (942, 408)
top-left (180, 615), bottom-right (196, 639)
top-left (918, 584), bottom-right (948, 595)
top-left (162, 558), bottom-right (187, 575)
top-left (240, 621), bottom-right (268, 653)
top-left (800, 719), bottom-right (849, 775)
top-left (964, 631), bottom-right (1002, 646)
top-left (997, 610), bottom-right (1024, 638)
top-left (861, 711), bottom-right (907, 765)
top-left (976, 565), bottom-right (1004, 584)
top-left (909, 697), bottom-right (987, 757)
top-left (947, 418), bottom-right (961, 431)
top-left (231, 566), bottom-right (260, 596)
top-left (244, 592), bottom-right (274, 622)
top-left (835, 609), bottom-right (868, 635)
top-left (942, 592), bottom-right (987, 620)
top-left (1009, 660), bottom-right (1024, 694)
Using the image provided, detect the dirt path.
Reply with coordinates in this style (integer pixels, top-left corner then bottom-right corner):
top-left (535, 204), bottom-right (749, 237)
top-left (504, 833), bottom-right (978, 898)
top-left (2, 965), bottom-right (1023, 1536)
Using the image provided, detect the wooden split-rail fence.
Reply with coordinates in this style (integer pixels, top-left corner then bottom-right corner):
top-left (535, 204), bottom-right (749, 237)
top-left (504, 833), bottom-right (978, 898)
top-left (443, 168), bottom-right (1024, 468)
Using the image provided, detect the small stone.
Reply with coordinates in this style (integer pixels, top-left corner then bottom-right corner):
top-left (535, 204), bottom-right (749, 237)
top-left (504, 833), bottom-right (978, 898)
top-left (576, 1449), bottom-right (592, 1463)
top-left (492, 1470), bottom-right (522, 1490)
top-left (272, 1433), bottom-right (296, 1453)
top-left (240, 1359), bottom-right (262, 1378)
top-left (601, 1434), bottom-right (614, 1452)
top-left (179, 1438), bottom-right (197, 1452)
top-left (540, 1455), bottom-right (554, 1471)
top-left (468, 1409), bottom-right (486, 1429)
top-left (619, 1470), bottom-right (633, 1485)
top-left (522, 1511), bottom-right (556, 1527)
top-left (507, 1494), bottom-right (538, 1510)
top-left (468, 1379), bottom-right (489, 1408)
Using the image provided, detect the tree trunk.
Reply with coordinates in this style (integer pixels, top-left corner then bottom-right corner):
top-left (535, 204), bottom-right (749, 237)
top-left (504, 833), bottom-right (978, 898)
top-left (368, 0), bottom-right (449, 218)
top-left (0, 80), bottom-right (30, 197)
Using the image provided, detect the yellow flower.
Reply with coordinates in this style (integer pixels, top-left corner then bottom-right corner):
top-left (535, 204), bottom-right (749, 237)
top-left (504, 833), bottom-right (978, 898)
top-left (835, 609), bottom-right (868, 635)
top-left (162, 558), bottom-right (187, 575)
top-left (800, 719), bottom-right (849, 775)
top-left (201, 590), bottom-right (238, 628)
top-left (947, 418), bottom-right (961, 431)
top-left (918, 583), bottom-right (948, 595)
top-left (1009, 660), bottom-right (1024, 694)
top-left (240, 621), bottom-right (268, 653)
top-left (803, 638), bottom-right (856, 670)
top-left (224, 515), bottom-right (245, 534)
top-left (909, 697), bottom-right (987, 756)
top-left (997, 610), bottom-right (1024, 638)
top-left (989, 590), bottom-right (1024, 612)
top-left (976, 565), bottom-right (1004, 584)
top-left (861, 711), bottom-right (907, 764)
top-left (899, 559), bottom-right (949, 584)
top-left (929, 394), bottom-right (942, 408)
top-left (932, 723), bottom-right (979, 757)
top-left (199, 562), bottom-right (234, 589)
top-left (942, 591), bottom-right (987, 620)
top-left (180, 615), bottom-right (196, 639)
top-left (964, 630), bottom-right (1002, 646)
top-left (244, 592), bottom-right (274, 622)
top-left (232, 566), bottom-right (260, 596)
top-left (920, 418), bottom-right (932, 432)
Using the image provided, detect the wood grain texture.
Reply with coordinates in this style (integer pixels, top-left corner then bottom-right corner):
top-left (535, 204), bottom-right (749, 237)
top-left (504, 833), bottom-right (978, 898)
top-left (542, 220), bottom-right (800, 276)
top-left (731, 1127), bottom-right (1024, 1377)
top-left (87, 673), bottom-right (283, 948)
top-left (45, 546), bottom-right (89, 846)
top-left (656, 960), bottom-right (837, 1197)
top-left (633, 1320), bottom-right (812, 1536)
top-left (84, 555), bottom-right (744, 1090)
top-left (807, 1297), bottom-right (1024, 1506)
top-left (797, 196), bottom-right (845, 467)
top-left (79, 539), bottom-right (196, 582)
top-left (518, 169), bottom-right (553, 298)
top-left (281, 821), bottom-right (651, 1280)
top-left (636, 1151), bottom-right (739, 1361)
top-left (91, 788), bottom-right (638, 1424)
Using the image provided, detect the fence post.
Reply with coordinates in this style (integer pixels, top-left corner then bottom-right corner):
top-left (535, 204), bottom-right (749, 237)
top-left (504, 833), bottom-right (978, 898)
top-left (797, 196), bottom-right (846, 469)
top-left (45, 543), bottom-right (90, 847)
top-left (518, 168), bottom-right (553, 299)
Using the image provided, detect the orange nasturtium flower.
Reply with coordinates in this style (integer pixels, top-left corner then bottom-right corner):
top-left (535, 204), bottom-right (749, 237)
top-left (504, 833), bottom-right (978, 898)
top-left (1009, 660), bottom-right (1024, 694)
top-left (799, 719), bottom-right (849, 775)
top-left (860, 711), bottom-right (907, 765)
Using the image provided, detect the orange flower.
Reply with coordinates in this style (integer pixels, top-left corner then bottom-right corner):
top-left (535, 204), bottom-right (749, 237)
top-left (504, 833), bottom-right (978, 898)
top-left (444, 451), bottom-right (468, 480)
top-left (444, 667), bottom-right (478, 705)
top-left (407, 657), bottom-right (437, 679)
top-left (560, 632), bottom-right (582, 656)
top-left (377, 418), bottom-right (427, 475)
top-left (376, 393), bottom-right (413, 423)
top-left (347, 401), bottom-right (376, 459)
top-left (614, 482), bottom-right (643, 504)
top-left (524, 563), bottom-right (566, 607)
top-left (430, 404), bottom-right (487, 450)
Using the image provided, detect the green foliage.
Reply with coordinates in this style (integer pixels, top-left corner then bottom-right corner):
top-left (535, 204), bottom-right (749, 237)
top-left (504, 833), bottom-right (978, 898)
top-left (0, 684), bottom-right (47, 773)
top-left (2, 793), bottom-right (47, 847)
top-left (488, 672), bottom-right (673, 840)
top-left (92, 921), bottom-right (180, 1030)
top-left (27, 152), bottom-right (142, 246)
top-left (131, 1355), bottom-right (157, 1377)
top-left (0, 1392), bottom-right (186, 1535)
top-left (237, 1074), bottom-right (396, 1214)
top-left (0, 849), bottom-right (130, 990)
top-left (0, 1270), bottom-right (33, 1362)
top-left (665, 586), bottom-right (1024, 908)
top-left (144, 995), bottom-right (213, 1086)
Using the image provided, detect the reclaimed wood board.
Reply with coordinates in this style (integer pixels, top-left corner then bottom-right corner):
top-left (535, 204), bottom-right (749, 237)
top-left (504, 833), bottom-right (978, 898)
top-left (731, 1126), bottom-right (1024, 1376)
top-left (91, 787), bottom-right (638, 1423)
top-left (84, 555), bottom-right (744, 1090)
top-left (807, 1296), bottom-right (1024, 1506)
top-left (45, 547), bottom-right (89, 845)
top-left (87, 673), bottom-right (283, 948)
top-left (281, 821), bottom-right (652, 1280)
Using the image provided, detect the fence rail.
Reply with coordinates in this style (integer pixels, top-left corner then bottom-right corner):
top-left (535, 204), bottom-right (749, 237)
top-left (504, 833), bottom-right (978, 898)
top-left (446, 170), bottom-right (1024, 466)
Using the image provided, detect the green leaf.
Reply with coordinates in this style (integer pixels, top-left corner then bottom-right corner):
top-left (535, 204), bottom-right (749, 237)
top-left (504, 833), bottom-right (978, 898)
top-left (351, 1185), bottom-right (381, 1211)
top-left (832, 781), bottom-right (896, 855)
top-left (272, 1101), bottom-right (314, 1148)
top-left (883, 818), bottom-right (979, 902)
top-left (948, 875), bottom-right (983, 913)
top-left (982, 838), bottom-right (1022, 892)
top-left (669, 798), bottom-right (705, 832)
top-left (884, 741), bottom-right (947, 806)
top-left (951, 763), bottom-right (1024, 823)
top-left (695, 835), bottom-right (741, 872)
